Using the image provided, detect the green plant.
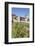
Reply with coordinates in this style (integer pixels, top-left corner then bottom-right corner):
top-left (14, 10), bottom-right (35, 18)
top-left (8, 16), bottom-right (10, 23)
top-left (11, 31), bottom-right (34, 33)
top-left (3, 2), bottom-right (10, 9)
top-left (12, 22), bottom-right (29, 38)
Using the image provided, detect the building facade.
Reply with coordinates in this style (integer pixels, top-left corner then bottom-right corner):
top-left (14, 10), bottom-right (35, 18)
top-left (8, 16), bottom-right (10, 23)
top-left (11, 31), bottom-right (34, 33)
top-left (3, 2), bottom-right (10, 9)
top-left (12, 14), bottom-right (29, 23)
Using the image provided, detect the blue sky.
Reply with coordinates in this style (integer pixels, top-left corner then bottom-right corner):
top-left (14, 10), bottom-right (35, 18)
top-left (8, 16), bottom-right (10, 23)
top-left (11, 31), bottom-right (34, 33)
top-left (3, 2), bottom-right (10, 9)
top-left (12, 8), bottom-right (29, 17)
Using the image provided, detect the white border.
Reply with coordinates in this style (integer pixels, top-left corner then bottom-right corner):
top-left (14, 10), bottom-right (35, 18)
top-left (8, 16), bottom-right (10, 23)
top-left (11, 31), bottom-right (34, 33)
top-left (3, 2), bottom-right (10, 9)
top-left (8, 4), bottom-right (33, 42)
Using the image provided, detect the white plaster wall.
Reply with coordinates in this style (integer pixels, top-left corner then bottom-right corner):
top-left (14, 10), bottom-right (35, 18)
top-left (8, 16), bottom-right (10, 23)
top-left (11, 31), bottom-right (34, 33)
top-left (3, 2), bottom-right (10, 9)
top-left (34, 5), bottom-right (35, 41)
top-left (17, 16), bottom-right (20, 22)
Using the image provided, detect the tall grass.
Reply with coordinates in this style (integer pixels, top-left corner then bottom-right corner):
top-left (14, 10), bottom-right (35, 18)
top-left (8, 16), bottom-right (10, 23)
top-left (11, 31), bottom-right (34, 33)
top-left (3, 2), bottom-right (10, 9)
top-left (12, 22), bottom-right (29, 38)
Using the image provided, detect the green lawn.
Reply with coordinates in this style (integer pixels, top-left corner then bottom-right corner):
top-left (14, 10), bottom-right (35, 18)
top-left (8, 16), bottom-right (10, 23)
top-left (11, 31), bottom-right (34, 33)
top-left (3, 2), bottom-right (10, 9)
top-left (12, 22), bottom-right (29, 38)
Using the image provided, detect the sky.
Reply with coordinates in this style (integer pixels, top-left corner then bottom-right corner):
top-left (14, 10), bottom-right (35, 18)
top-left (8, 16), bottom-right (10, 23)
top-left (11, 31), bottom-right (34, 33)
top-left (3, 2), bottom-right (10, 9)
top-left (12, 8), bottom-right (29, 17)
